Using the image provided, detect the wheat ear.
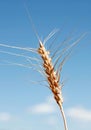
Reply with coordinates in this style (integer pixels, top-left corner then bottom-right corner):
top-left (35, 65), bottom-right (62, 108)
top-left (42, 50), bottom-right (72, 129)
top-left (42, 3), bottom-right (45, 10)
top-left (38, 41), bottom-right (68, 130)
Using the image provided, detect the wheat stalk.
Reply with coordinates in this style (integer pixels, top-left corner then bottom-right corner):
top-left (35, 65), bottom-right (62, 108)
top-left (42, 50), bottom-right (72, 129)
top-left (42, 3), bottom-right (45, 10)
top-left (38, 41), bottom-right (68, 130)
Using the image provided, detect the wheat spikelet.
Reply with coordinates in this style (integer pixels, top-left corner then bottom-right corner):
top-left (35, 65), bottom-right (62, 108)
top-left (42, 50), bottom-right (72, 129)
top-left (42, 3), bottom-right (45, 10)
top-left (38, 41), bottom-right (68, 130)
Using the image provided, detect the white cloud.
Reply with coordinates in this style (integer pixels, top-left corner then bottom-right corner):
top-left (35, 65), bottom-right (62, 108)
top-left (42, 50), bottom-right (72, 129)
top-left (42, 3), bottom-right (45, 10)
top-left (0, 112), bottom-right (11, 122)
top-left (27, 95), bottom-right (57, 115)
top-left (66, 106), bottom-right (91, 122)
top-left (27, 103), bottom-right (56, 114)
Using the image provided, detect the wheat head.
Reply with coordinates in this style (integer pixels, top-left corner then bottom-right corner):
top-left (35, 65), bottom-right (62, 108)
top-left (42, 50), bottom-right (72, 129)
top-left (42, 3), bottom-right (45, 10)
top-left (38, 41), bottom-right (68, 130)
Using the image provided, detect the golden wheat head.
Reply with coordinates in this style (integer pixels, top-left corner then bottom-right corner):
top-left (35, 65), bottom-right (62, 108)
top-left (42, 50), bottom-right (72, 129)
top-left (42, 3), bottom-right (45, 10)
top-left (37, 40), bottom-right (68, 130)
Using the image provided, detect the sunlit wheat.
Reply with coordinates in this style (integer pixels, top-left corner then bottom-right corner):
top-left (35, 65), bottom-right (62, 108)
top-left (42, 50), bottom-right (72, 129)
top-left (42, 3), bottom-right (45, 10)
top-left (0, 25), bottom-right (86, 130)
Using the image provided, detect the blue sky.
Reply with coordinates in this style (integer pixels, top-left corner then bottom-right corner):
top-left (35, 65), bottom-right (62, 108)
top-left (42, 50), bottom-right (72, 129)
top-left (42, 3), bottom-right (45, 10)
top-left (0, 0), bottom-right (91, 130)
